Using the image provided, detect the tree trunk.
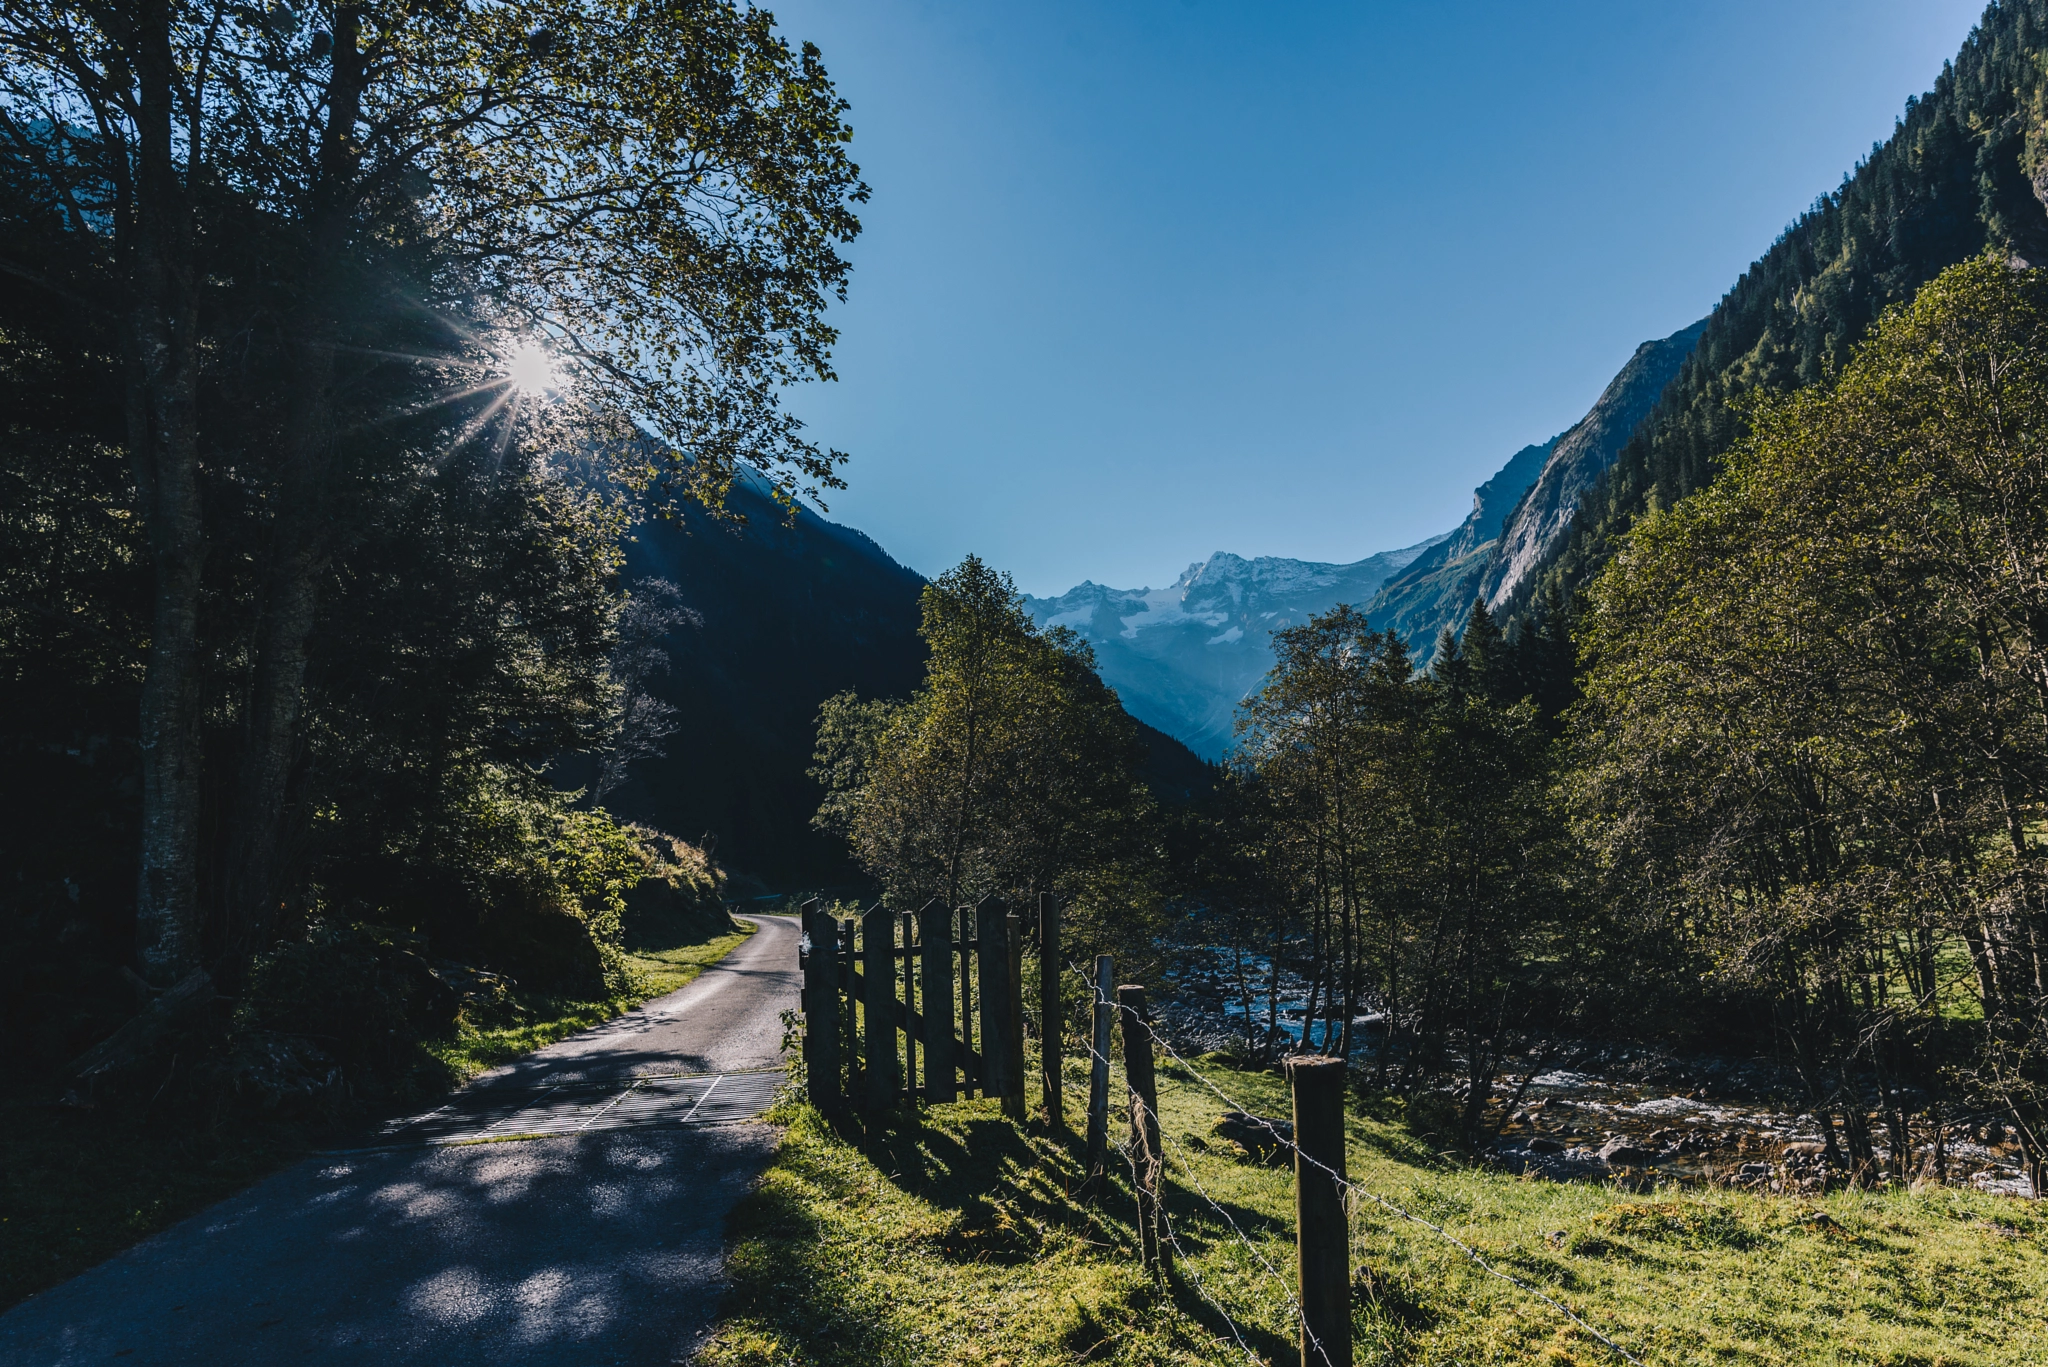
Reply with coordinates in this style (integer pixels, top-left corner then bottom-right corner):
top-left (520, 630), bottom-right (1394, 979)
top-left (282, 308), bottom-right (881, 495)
top-left (223, 8), bottom-right (365, 953)
top-left (223, 340), bottom-right (336, 951)
top-left (128, 0), bottom-right (207, 986)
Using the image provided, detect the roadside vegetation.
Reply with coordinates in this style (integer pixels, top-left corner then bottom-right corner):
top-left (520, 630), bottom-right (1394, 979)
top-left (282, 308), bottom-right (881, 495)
top-left (0, 0), bottom-right (862, 1308)
top-left (704, 1057), bottom-right (2048, 1367)
top-left (1, 879), bottom-right (747, 1311)
top-left (817, 256), bottom-right (2048, 1195)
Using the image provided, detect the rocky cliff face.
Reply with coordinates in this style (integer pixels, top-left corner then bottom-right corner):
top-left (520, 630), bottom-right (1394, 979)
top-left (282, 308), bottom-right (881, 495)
top-left (1480, 319), bottom-right (1707, 611)
top-left (1024, 542), bottom-right (1444, 759)
top-left (1020, 323), bottom-right (1709, 757)
top-left (1365, 437), bottom-right (1554, 655)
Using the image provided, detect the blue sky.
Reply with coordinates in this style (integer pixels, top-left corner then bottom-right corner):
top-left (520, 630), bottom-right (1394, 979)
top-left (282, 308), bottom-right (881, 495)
top-left (764, 0), bottom-right (1984, 597)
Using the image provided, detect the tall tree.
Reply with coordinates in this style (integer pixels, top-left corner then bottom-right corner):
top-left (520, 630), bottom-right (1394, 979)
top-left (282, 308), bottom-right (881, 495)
top-left (812, 556), bottom-right (1151, 916)
top-left (0, 0), bottom-right (866, 981)
top-left (1574, 253), bottom-right (2048, 1183)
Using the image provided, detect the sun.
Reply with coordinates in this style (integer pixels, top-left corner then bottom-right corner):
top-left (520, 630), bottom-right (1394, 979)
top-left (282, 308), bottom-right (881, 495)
top-left (505, 340), bottom-right (557, 396)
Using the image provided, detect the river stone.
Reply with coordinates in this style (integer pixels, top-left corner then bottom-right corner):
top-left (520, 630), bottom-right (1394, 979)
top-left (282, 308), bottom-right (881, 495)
top-left (1598, 1136), bottom-right (1663, 1167)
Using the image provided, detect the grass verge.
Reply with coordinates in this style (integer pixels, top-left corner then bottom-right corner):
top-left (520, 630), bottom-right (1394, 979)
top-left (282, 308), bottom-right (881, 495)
top-left (425, 923), bottom-right (753, 1079)
top-left (0, 918), bottom-right (754, 1310)
top-left (700, 1055), bottom-right (2048, 1366)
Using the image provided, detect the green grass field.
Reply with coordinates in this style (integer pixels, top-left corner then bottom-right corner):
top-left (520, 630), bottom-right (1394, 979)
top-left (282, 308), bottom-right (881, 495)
top-left (700, 1054), bottom-right (2048, 1366)
top-left (0, 919), bottom-right (753, 1311)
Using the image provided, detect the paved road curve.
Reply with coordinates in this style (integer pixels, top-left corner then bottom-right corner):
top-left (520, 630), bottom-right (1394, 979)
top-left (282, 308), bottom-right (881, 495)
top-left (0, 914), bottom-right (800, 1367)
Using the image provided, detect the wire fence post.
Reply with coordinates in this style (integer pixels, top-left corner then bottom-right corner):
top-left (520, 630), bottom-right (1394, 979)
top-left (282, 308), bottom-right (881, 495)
top-left (801, 898), bottom-right (843, 1113)
top-left (1118, 984), bottom-right (1166, 1275)
top-left (863, 905), bottom-right (898, 1111)
top-left (1288, 1054), bottom-right (1351, 1367)
top-left (1004, 909), bottom-right (1027, 1121)
top-left (1086, 954), bottom-right (1114, 1184)
top-left (919, 899), bottom-right (954, 1104)
top-left (977, 898), bottom-right (1010, 1105)
top-left (1038, 892), bottom-right (1063, 1131)
top-left (839, 916), bottom-right (859, 1094)
top-left (900, 911), bottom-right (917, 1101)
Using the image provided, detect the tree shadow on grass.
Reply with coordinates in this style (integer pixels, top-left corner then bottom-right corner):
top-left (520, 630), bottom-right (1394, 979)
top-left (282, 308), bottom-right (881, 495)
top-left (708, 1112), bottom-right (918, 1364)
top-left (713, 1098), bottom-right (1310, 1363)
top-left (837, 1102), bottom-right (1148, 1257)
top-left (1163, 1262), bottom-right (1298, 1366)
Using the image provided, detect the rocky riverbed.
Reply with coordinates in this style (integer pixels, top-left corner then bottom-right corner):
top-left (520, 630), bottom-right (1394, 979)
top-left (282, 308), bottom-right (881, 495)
top-left (1482, 1064), bottom-right (2032, 1197)
top-left (1154, 973), bottom-right (2036, 1198)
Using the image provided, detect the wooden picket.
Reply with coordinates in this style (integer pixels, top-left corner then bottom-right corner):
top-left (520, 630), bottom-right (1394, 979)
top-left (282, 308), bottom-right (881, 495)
top-left (800, 895), bottom-right (1024, 1112)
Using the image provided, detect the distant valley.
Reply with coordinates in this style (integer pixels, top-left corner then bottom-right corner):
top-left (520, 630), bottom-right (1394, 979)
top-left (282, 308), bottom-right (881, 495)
top-left (1024, 317), bottom-right (1705, 759)
top-left (1021, 543), bottom-right (1441, 759)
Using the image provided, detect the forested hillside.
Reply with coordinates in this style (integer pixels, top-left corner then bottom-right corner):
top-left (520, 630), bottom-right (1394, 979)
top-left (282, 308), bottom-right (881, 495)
top-left (591, 474), bottom-right (1209, 884)
top-left (596, 470), bottom-right (929, 885)
top-left (1512, 0), bottom-right (2048, 629)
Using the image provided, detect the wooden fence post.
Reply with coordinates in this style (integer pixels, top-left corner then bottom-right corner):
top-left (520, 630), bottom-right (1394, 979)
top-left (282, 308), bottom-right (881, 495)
top-left (901, 910), bottom-right (918, 1102)
top-left (977, 899), bottom-right (1010, 1103)
top-left (1005, 909), bottom-right (1026, 1122)
top-left (1288, 1055), bottom-right (1351, 1367)
top-left (839, 916), bottom-right (858, 1095)
top-left (1085, 954), bottom-right (1113, 1182)
top-left (802, 899), bottom-right (842, 1113)
top-left (919, 900), bottom-right (954, 1104)
top-left (1118, 984), bottom-right (1165, 1274)
top-left (863, 905), bottom-right (898, 1111)
top-left (957, 905), bottom-right (976, 1095)
top-left (798, 895), bottom-right (818, 1075)
top-left (1038, 892), bottom-right (1063, 1131)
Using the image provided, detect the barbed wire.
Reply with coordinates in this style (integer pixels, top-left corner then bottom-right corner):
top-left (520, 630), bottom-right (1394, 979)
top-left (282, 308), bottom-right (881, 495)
top-left (1068, 962), bottom-right (1650, 1367)
top-left (1074, 964), bottom-right (1326, 1364)
top-left (1150, 1153), bottom-right (1267, 1364)
top-left (1141, 1090), bottom-right (1337, 1367)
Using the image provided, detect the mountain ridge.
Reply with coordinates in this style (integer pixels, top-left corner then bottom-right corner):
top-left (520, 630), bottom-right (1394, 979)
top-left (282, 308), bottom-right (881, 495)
top-left (1024, 538), bottom-right (1445, 759)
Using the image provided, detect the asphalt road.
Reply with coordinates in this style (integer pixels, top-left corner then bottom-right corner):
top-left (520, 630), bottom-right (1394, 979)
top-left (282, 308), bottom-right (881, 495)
top-left (0, 913), bottom-right (801, 1367)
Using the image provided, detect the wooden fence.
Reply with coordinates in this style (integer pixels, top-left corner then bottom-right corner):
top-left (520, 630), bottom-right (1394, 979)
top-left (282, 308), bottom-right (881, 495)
top-left (794, 898), bottom-right (1367, 1364)
top-left (798, 896), bottom-right (1030, 1117)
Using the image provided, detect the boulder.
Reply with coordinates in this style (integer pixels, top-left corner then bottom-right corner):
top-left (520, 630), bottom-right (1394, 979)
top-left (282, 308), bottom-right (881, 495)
top-left (1213, 1111), bottom-right (1294, 1162)
top-left (1598, 1136), bottom-right (1663, 1167)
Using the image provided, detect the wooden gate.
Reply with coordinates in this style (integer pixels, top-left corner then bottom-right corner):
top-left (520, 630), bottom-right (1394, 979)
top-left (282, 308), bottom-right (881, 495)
top-left (798, 897), bottom-right (1026, 1115)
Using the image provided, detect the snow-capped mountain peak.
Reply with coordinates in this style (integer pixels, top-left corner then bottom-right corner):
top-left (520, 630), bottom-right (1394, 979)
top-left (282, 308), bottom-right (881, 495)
top-left (1023, 538), bottom-right (1445, 759)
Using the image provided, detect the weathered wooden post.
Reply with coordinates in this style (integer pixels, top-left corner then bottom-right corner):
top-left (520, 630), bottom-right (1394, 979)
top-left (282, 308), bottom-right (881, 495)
top-left (801, 899), bottom-right (842, 1112)
top-left (1085, 954), bottom-right (1114, 1182)
top-left (1005, 908), bottom-right (1027, 1122)
top-left (957, 905), bottom-right (976, 1094)
top-left (901, 910), bottom-right (918, 1101)
top-left (1118, 984), bottom-right (1165, 1273)
top-left (839, 916), bottom-right (859, 1094)
top-left (919, 900), bottom-right (954, 1104)
top-left (1038, 892), bottom-right (1063, 1131)
top-left (977, 898), bottom-right (1010, 1103)
top-left (863, 905), bottom-right (898, 1110)
top-left (1288, 1055), bottom-right (1351, 1367)
top-left (799, 896), bottom-right (819, 1070)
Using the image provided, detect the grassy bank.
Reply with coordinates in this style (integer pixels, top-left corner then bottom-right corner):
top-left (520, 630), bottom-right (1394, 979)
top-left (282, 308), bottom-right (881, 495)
top-left (0, 917), bottom-right (753, 1311)
top-left (700, 1055), bottom-right (2048, 1366)
top-left (427, 922), bottom-right (753, 1078)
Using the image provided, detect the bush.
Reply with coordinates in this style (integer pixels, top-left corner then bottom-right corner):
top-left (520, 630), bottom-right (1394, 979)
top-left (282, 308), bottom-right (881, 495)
top-left (621, 824), bottom-right (734, 946)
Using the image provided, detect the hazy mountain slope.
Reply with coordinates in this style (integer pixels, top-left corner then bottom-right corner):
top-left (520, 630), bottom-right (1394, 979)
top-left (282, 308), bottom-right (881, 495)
top-left (1366, 437), bottom-right (1554, 654)
top-left (1481, 318), bottom-right (1707, 610)
top-left (1024, 540), bottom-right (1444, 759)
top-left (602, 470), bottom-right (930, 884)
top-left (597, 470), bottom-right (1210, 884)
top-left (1509, 1), bottom-right (2048, 628)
